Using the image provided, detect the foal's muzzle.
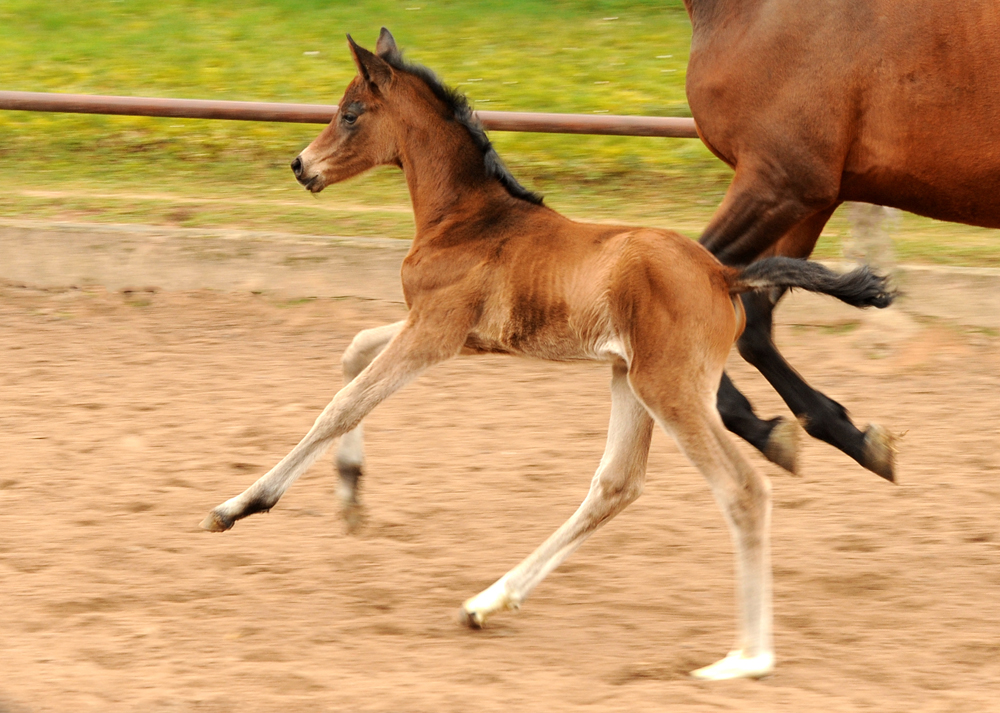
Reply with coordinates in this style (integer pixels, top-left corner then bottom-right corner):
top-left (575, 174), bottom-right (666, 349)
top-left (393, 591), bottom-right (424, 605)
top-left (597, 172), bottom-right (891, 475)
top-left (291, 155), bottom-right (322, 192)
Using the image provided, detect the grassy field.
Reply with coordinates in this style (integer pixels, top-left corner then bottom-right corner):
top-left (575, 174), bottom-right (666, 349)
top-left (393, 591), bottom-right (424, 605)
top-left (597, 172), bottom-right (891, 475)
top-left (1, 0), bottom-right (997, 266)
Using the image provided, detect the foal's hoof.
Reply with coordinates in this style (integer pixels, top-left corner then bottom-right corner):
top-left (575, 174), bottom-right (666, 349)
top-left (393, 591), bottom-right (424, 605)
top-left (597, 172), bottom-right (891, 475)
top-left (341, 501), bottom-right (367, 535)
top-left (457, 605), bottom-right (487, 629)
top-left (690, 650), bottom-right (774, 681)
top-left (862, 423), bottom-right (898, 482)
top-left (458, 578), bottom-right (518, 629)
top-left (200, 510), bottom-right (234, 532)
top-left (763, 418), bottom-right (801, 475)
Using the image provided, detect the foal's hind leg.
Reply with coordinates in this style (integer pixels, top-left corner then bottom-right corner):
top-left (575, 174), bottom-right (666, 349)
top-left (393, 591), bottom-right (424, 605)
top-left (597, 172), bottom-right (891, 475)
top-left (631, 374), bottom-right (773, 680)
top-left (336, 321), bottom-right (405, 530)
top-left (460, 364), bottom-right (653, 626)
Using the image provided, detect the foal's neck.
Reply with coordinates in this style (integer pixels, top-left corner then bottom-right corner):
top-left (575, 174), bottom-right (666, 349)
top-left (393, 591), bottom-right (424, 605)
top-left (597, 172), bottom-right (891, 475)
top-left (397, 114), bottom-right (521, 236)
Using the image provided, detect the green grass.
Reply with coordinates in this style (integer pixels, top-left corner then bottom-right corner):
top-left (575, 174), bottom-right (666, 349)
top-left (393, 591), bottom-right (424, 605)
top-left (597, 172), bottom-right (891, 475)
top-left (0, 1), bottom-right (704, 178)
top-left (1, 0), bottom-right (997, 266)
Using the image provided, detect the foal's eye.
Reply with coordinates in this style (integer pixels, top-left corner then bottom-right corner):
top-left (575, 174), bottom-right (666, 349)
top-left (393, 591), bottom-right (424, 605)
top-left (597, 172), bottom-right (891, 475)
top-left (343, 112), bottom-right (358, 126)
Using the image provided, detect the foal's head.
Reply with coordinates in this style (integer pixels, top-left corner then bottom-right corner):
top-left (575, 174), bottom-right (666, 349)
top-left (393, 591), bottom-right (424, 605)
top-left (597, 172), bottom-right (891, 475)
top-left (291, 29), bottom-right (405, 193)
top-left (290, 28), bottom-right (541, 204)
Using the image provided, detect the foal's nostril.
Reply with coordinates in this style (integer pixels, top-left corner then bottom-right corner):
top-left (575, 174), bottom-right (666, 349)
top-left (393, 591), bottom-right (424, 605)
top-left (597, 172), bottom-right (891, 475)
top-left (291, 157), bottom-right (303, 177)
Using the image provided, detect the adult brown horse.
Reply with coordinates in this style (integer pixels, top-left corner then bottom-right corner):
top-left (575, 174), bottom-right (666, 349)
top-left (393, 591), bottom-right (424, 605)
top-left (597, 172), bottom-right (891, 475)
top-left (685, 0), bottom-right (1000, 481)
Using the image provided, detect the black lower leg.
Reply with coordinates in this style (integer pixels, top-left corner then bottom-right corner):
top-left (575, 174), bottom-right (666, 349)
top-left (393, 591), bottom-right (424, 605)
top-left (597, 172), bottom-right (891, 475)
top-left (717, 372), bottom-right (781, 454)
top-left (737, 292), bottom-right (892, 480)
top-left (718, 372), bottom-right (798, 473)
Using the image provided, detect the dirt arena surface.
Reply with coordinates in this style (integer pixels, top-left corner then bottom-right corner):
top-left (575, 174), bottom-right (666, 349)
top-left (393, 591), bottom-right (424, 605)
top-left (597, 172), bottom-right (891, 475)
top-left (1, 280), bottom-right (998, 712)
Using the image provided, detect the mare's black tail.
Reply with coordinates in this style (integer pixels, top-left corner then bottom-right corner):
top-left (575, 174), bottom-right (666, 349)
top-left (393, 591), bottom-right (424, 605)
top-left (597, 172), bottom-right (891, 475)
top-left (729, 257), bottom-right (896, 308)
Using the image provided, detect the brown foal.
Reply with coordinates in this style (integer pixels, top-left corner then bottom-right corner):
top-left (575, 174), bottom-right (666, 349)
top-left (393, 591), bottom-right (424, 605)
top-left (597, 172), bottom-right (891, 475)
top-left (201, 29), bottom-right (892, 679)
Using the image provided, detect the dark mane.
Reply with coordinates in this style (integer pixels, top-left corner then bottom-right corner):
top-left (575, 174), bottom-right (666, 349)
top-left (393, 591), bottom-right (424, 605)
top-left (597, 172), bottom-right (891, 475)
top-left (382, 53), bottom-right (544, 206)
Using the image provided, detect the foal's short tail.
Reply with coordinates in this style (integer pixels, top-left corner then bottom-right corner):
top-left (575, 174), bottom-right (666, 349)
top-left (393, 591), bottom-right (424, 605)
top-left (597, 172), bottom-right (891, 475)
top-left (728, 257), bottom-right (896, 308)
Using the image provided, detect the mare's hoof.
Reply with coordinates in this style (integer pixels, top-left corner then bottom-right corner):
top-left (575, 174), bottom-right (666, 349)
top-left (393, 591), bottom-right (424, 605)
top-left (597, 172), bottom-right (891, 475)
top-left (862, 424), bottom-right (898, 482)
top-left (690, 650), bottom-right (774, 681)
top-left (763, 418), bottom-right (801, 475)
top-left (200, 510), bottom-right (234, 532)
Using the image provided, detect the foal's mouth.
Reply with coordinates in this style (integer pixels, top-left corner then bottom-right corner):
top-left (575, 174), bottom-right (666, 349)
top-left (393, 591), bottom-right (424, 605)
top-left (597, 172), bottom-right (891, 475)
top-left (299, 175), bottom-right (325, 194)
top-left (291, 156), bottom-right (325, 193)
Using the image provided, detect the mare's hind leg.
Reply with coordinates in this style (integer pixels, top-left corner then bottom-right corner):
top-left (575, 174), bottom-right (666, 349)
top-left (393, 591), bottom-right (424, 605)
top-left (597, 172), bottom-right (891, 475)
top-left (631, 373), bottom-right (774, 680)
top-left (705, 197), bottom-right (832, 473)
top-left (336, 321), bottom-right (405, 530)
top-left (459, 363), bottom-right (653, 626)
top-left (737, 290), bottom-right (895, 481)
top-left (717, 372), bottom-right (801, 474)
top-left (706, 195), bottom-right (895, 480)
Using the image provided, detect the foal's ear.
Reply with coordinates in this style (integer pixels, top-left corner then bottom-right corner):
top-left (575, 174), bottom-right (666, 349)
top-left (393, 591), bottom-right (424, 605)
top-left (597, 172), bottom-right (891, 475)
top-left (375, 27), bottom-right (401, 62)
top-left (347, 34), bottom-right (393, 90)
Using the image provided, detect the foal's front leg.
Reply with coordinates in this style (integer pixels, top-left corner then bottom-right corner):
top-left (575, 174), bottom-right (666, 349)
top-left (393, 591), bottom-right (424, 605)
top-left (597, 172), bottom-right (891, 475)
top-left (460, 364), bottom-right (653, 625)
top-left (336, 321), bottom-right (405, 530)
top-left (200, 322), bottom-right (445, 532)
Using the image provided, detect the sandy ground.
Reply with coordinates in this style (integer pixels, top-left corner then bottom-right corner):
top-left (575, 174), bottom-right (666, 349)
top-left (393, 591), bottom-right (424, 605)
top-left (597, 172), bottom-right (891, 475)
top-left (1, 281), bottom-right (998, 713)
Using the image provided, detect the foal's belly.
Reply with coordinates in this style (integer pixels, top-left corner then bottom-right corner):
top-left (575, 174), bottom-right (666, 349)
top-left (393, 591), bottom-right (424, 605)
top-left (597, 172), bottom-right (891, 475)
top-left (462, 327), bottom-right (627, 365)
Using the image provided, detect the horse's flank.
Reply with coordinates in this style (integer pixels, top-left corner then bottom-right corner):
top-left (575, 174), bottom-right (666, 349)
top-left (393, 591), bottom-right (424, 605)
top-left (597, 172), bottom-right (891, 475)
top-left (686, 0), bottom-right (1000, 240)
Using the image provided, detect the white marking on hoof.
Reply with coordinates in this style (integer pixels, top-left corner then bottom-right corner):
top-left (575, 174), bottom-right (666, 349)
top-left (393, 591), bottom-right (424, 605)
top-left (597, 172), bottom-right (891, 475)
top-left (457, 604), bottom-right (487, 629)
top-left (690, 650), bottom-right (774, 681)
top-left (459, 577), bottom-right (519, 629)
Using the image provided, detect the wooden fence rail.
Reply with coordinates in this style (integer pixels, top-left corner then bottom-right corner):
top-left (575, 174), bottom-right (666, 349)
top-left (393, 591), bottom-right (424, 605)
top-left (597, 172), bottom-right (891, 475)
top-left (0, 90), bottom-right (699, 139)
